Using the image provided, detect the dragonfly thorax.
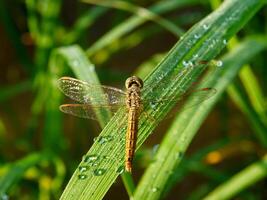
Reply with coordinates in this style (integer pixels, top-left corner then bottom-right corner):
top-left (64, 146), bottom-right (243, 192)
top-left (125, 76), bottom-right (143, 89)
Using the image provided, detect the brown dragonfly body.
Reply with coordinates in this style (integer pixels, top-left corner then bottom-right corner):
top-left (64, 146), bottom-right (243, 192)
top-left (125, 76), bottom-right (143, 173)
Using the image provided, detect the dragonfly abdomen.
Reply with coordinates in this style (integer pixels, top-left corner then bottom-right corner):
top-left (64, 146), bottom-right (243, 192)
top-left (125, 108), bottom-right (139, 173)
top-left (124, 76), bottom-right (143, 173)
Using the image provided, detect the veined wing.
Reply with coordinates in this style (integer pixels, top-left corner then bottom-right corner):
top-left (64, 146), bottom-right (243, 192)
top-left (141, 59), bottom-right (217, 114)
top-left (58, 77), bottom-right (126, 105)
top-left (60, 104), bottom-right (125, 120)
top-left (143, 87), bottom-right (216, 114)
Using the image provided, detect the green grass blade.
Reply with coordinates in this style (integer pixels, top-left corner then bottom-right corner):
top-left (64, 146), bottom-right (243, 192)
top-left (25, 0), bottom-right (40, 40)
top-left (30, 0), bottom-right (62, 116)
top-left (50, 45), bottom-right (111, 127)
top-left (226, 37), bottom-right (267, 127)
top-left (59, 0), bottom-right (266, 199)
top-left (165, 138), bottom-right (231, 192)
top-left (61, 7), bottom-right (108, 45)
top-left (0, 153), bottom-right (42, 196)
top-left (86, 0), bottom-right (205, 56)
top-left (239, 66), bottom-right (267, 125)
top-left (227, 83), bottom-right (267, 146)
top-left (203, 154), bottom-right (267, 200)
top-left (133, 34), bottom-right (267, 200)
top-left (49, 44), bottom-right (136, 196)
top-left (94, 11), bottom-right (205, 64)
top-left (43, 45), bottom-right (104, 152)
top-left (210, 0), bottom-right (267, 146)
top-left (82, 0), bottom-right (184, 37)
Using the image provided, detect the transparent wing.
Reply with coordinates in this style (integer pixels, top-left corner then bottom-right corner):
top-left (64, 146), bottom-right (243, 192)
top-left (141, 59), bottom-right (219, 98)
top-left (58, 77), bottom-right (126, 105)
top-left (60, 104), bottom-right (124, 120)
top-left (144, 87), bottom-right (216, 115)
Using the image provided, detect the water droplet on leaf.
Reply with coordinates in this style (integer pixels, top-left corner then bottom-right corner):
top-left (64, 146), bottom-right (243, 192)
top-left (182, 60), bottom-right (193, 68)
top-left (116, 165), bottom-right (125, 174)
top-left (152, 144), bottom-right (160, 155)
top-left (93, 168), bottom-right (106, 176)
top-left (72, 59), bottom-right (80, 67)
top-left (176, 151), bottom-right (184, 159)
top-left (94, 135), bottom-right (113, 144)
top-left (194, 34), bottom-right (200, 39)
top-left (79, 166), bottom-right (89, 173)
top-left (78, 174), bottom-right (88, 180)
top-left (151, 187), bottom-right (159, 192)
top-left (150, 102), bottom-right (157, 110)
top-left (216, 60), bottom-right (223, 67)
top-left (203, 24), bottom-right (210, 30)
top-left (193, 54), bottom-right (199, 58)
top-left (83, 154), bottom-right (99, 165)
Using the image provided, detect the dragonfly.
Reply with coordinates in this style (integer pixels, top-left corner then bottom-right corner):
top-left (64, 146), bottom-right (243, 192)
top-left (58, 72), bottom-right (215, 173)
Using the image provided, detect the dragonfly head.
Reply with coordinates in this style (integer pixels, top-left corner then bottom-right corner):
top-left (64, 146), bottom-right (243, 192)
top-left (125, 76), bottom-right (143, 89)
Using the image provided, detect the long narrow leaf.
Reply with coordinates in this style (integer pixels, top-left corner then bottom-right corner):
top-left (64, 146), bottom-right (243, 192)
top-left (133, 35), bottom-right (267, 200)
top-left (0, 153), bottom-right (42, 196)
top-left (204, 154), bottom-right (267, 200)
top-left (86, 0), bottom-right (206, 56)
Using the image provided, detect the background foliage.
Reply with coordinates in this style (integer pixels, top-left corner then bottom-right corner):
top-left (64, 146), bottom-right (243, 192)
top-left (0, 0), bottom-right (267, 199)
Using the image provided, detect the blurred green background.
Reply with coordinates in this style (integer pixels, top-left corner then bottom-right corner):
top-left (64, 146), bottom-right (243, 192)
top-left (0, 0), bottom-right (267, 199)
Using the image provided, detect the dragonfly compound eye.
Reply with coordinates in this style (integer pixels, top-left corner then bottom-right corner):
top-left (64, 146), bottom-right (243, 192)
top-left (125, 76), bottom-right (143, 89)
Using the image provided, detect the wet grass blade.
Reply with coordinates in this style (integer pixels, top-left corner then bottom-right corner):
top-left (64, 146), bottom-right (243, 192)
top-left (59, 0), bottom-right (266, 199)
top-left (49, 45), bottom-right (111, 127)
top-left (49, 45), bottom-right (136, 196)
top-left (133, 35), bottom-right (267, 200)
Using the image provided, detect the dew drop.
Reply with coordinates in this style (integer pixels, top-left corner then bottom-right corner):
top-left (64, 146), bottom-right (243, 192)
top-left (94, 135), bottom-right (113, 144)
top-left (93, 168), bottom-right (106, 176)
top-left (83, 154), bottom-right (99, 165)
top-left (79, 166), bottom-right (89, 173)
top-left (150, 102), bottom-right (157, 110)
top-left (203, 24), bottom-right (210, 30)
top-left (78, 174), bottom-right (88, 180)
top-left (89, 66), bottom-right (95, 72)
top-left (151, 187), bottom-right (159, 192)
top-left (193, 54), bottom-right (199, 58)
top-left (102, 155), bottom-right (110, 160)
top-left (194, 34), bottom-right (200, 39)
top-left (216, 60), bottom-right (223, 67)
top-left (72, 59), bottom-right (80, 67)
top-left (186, 40), bottom-right (192, 46)
top-left (176, 151), bottom-right (184, 159)
top-left (152, 144), bottom-right (160, 155)
top-left (116, 165), bottom-right (125, 174)
top-left (182, 60), bottom-right (188, 67)
top-left (182, 60), bottom-right (193, 68)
